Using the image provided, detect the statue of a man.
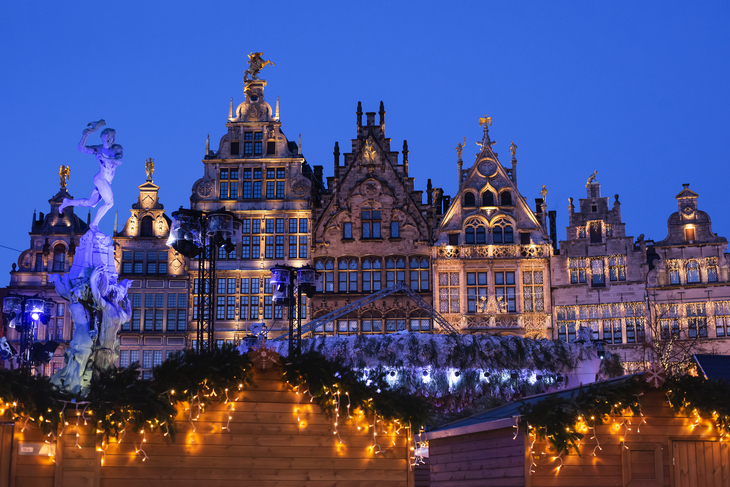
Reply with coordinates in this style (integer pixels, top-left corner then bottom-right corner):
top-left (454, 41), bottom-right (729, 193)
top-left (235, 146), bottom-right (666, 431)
top-left (509, 141), bottom-right (517, 159)
top-left (243, 52), bottom-right (275, 81)
top-left (59, 165), bottom-right (70, 190)
top-left (59, 120), bottom-right (123, 232)
top-left (455, 137), bottom-right (466, 161)
top-left (145, 157), bottom-right (154, 182)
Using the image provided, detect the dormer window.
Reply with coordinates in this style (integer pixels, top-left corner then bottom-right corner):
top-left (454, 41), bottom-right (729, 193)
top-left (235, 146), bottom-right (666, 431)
top-left (230, 141), bottom-right (240, 156)
top-left (500, 192), bottom-right (512, 206)
top-left (243, 132), bottom-right (263, 156)
top-left (685, 226), bottom-right (695, 243)
top-left (463, 192), bottom-right (476, 208)
top-left (482, 191), bottom-right (495, 207)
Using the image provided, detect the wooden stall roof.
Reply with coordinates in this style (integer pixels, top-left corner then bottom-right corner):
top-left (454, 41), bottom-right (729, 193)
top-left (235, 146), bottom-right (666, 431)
top-left (424, 375), bottom-right (639, 441)
top-left (694, 354), bottom-right (730, 380)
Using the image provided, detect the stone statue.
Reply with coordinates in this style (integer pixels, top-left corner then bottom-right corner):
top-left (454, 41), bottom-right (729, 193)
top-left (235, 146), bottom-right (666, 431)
top-left (509, 141), bottom-right (517, 159)
top-left (90, 266), bottom-right (132, 372)
top-left (540, 185), bottom-right (548, 204)
top-left (587, 170), bottom-right (598, 184)
top-left (455, 137), bottom-right (466, 161)
top-left (59, 165), bottom-right (70, 190)
top-left (49, 280), bottom-right (96, 396)
top-left (145, 157), bottom-right (154, 182)
top-left (243, 52), bottom-right (275, 81)
top-left (59, 120), bottom-right (123, 232)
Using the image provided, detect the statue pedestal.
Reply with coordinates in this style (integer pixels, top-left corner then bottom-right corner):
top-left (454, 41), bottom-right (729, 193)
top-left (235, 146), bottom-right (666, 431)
top-left (69, 230), bottom-right (117, 285)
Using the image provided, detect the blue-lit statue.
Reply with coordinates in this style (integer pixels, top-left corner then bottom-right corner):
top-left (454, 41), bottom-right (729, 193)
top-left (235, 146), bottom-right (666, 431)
top-left (59, 120), bottom-right (123, 232)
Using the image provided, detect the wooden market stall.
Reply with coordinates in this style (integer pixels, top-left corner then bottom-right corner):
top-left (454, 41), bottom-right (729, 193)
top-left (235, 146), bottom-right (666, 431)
top-left (424, 376), bottom-right (730, 487)
top-left (1, 362), bottom-right (412, 487)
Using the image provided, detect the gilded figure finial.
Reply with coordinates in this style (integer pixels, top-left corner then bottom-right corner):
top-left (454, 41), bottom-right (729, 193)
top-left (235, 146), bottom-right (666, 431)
top-left (145, 158), bottom-right (154, 182)
top-left (59, 165), bottom-right (70, 190)
top-left (540, 185), bottom-right (548, 204)
top-left (455, 137), bottom-right (466, 161)
top-left (510, 141), bottom-right (517, 159)
top-left (243, 52), bottom-right (275, 82)
top-left (587, 170), bottom-right (598, 184)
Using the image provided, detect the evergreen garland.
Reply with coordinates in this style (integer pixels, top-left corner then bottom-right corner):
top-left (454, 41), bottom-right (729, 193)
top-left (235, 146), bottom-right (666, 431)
top-left (518, 376), bottom-right (645, 455)
top-left (0, 345), bottom-right (254, 443)
top-left (666, 375), bottom-right (730, 436)
top-left (281, 351), bottom-right (431, 430)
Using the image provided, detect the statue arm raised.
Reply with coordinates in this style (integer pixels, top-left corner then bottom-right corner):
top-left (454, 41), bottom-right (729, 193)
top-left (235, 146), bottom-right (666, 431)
top-left (78, 120), bottom-right (106, 155)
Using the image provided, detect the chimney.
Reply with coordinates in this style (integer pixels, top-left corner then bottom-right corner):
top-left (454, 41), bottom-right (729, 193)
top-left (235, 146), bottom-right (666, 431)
top-left (333, 142), bottom-right (340, 180)
top-left (549, 210), bottom-right (558, 254)
top-left (402, 140), bottom-right (409, 176)
top-left (427, 179), bottom-right (433, 205)
top-left (379, 101), bottom-right (385, 133)
top-left (356, 102), bottom-right (363, 132)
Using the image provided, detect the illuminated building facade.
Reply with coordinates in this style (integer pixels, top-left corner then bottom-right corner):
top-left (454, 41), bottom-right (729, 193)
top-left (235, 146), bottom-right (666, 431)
top-left (188, 75), bottom-right (323, 344)
top-left (432, 125), bottom-right (552, 335)
top-left (3, 185), bottom-right (89, 375)
top-left (113, 168), bottom-right (190, 379)
top-left (310, 103), bottom-right (440, 334)
top-left (550, 180), bottom-right (649, 364)
top-left (645, 185), bottom-right (730, 354)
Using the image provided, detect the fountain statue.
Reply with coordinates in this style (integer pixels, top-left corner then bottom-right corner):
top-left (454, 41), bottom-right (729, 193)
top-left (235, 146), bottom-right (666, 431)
top-left (49, 120), bottom-right (132, 396)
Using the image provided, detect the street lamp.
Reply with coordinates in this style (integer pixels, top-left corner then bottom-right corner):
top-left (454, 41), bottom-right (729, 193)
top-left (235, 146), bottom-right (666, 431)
top-left (270, 264), bottom-right (317, 357)
top-left (167, 207), bottom-right (241, 353)
top-left (2, 295), bottom-right (58, 380)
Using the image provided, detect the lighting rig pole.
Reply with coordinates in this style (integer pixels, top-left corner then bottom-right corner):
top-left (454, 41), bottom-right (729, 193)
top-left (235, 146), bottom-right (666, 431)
top-left (2, 295), bottom-right (58, 380)
top-left (271, 265), bottom-right (317, 357)
top-left (167, 208), bottom-right (241, 353)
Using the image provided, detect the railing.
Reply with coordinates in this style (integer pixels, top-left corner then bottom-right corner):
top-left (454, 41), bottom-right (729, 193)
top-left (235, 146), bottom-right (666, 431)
top-left (434, 244), bottom-right (551, 260)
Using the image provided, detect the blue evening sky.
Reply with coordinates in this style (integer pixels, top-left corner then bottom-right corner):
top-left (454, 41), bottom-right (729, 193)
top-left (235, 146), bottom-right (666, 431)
top-left (1, 2), bottom-right (729, 284)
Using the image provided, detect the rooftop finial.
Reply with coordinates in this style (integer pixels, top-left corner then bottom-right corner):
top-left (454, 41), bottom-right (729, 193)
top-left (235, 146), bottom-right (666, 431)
top-left (206, 134), bottom-right (210, 158)
top-left (145, 158), bottom-right (154, 182)
top-left (298, 133), bottom-right (302, 156)
top-left (229, 97), bottom-right (233, 120)
top-left (510, 141), bottom-right (517, 160)
top-left (243, 52), bottom-right (275, 82)
top-left (59, 165), bottom-right (70, 190)
top-left (275, 96), bottom-right (280, 121)
top-left (455, 137), bottom-right (466, 162)
top-left (477, 115), bottom-right (495, 150)
top-left (587, 171), bottom-right (598, 184)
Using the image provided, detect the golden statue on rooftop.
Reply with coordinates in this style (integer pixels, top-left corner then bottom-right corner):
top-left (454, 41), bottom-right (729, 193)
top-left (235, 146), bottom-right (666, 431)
top-left (510, 141), bottom-right (517, 159)
top-left (479, 115), bottom-right (492, 127)
top-left (455, 137), bottom-right (466, 161)
top-left (145, 157), bottom-right (154, 182)
top-left (244, 52), bottom-right (275, 82)
top-left (59, 165), bottom-right (70, 190)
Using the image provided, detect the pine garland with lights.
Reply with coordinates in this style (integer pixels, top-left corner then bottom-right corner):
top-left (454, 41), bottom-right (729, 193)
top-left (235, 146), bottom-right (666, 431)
top-left (518, 376), bottom-right (645, 455)
top-left (281, 351), bottom-right (431, 430)
top-left (0, 344), bottom-right (254, 444)
top-left (665, 375), bottom-right (730, 438)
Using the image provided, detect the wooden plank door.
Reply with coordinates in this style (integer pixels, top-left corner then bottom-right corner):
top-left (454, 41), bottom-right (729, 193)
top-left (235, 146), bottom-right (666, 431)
top-left (673, 441), bottom-right (730, 487)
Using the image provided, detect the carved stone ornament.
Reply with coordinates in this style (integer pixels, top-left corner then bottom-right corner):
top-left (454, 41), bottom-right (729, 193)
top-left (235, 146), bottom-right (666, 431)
top-left (195, 179), bottom-right (214, 198)
top-left (364, 180), bottom-right (380, 197)
top-left (682, 205), bottom-right (695, 218)
top-left (292, 181), bottom-right (308, 197)
top-left (478, 159), bottom-right (498, 177)
top-left (246, 105), bottom-right (262, 121)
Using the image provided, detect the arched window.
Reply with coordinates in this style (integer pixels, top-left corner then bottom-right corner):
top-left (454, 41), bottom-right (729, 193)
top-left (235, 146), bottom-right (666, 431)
top-left (500, 191), bottom-right (513, 206)
top-left (338, 258), bottom-right (358, 292)
top-left (386, 257), bottom-right (406, 287)
top-left (463, 192), bottom-right (476, 207)
top-left (362, 258), bottom-right (382, 292)
top-left (686, 260), bottom-right (701, 283)
top-left (141, 215), bottom-right (154, 237)
top-left (409, 257), bottom-right (430, 291)
top-left (52, 244), bottom-right (66, 272)
top-left (361, 310), bottom-right (383, 334)
top-left (315, 259), bottom-right (334, 292)
top-left (492, 218), bottom-right (514, 244)
top-left (464, 218), bottom-right (486, 245)
top-left (409, 309), bottom-right (431, 332)
top-left (482, 191), bottom-right (495, 207)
